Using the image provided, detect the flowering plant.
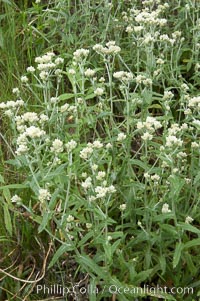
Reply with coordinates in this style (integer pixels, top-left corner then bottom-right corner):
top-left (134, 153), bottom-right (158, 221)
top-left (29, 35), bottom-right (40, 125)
top-left (1, 0), bottom-right (200, 300)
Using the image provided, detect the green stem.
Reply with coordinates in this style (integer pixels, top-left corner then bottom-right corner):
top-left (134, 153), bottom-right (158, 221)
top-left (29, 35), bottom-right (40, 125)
top-left (61, 152), bottom-right (72, 225)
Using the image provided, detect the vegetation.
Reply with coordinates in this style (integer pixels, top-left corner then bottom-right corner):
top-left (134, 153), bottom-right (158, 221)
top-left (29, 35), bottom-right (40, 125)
top-left (0, 0), bottom-right (200, 300)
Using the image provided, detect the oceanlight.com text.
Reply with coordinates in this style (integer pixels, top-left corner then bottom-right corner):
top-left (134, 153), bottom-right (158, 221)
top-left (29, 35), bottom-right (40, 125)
top-left (108, 284), bottom-right (194, 296)
top-left (36, 284), bottom-right (194, 296)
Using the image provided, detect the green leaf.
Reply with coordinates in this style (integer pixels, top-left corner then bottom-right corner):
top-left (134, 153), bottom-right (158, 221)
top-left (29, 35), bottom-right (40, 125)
top-left (2, 0), bottom-right (13, 4)
top-left (173, 242), bottom-right (183, 268)
top-left (130, 159), bottom-right (149, 170)
top-left (159, 256), bottom-right (166, 275)
top-left (77, 254), bottom-right (108, 280)
top-left (0, 236), bottom-right (13, 242)
top-left (103, 243), bottom-right (112, 263)
top-left (85, 93), bottom-right (96, 100)
top-left (6, 158), bottom-right (23, 167)
top-left (3, 203), bottom-right (12, 236)
top-left (169, 175), bottom-right (185, 198)
top-left (194, 171), bottom-right (200, 186)
top-left (38, 211), bottom-right (52, 233)
top-left (154, 213), bottom-right (175, 222)
top-left (178, 222), bottom-right (200, 235)
top-left (88, 278), bottom-right (97, 301)
top-left (184, 238), bottom-right (200, 249)
top-left (110, 231), bottom-right (123, 239)
top-left (3, 188), bottom-right (11, 204)
top-left (0, 28), bottom-right (4, 49)
top-left (77, 231), bottom-right (94, 247)
top-left (0, 174), bottom-right (4, 183)
top-left (59, 93), bottom-right (75, 101)
top-left (0, 184), bottom-right (28, 189)
top-left (183, 252), bottom-right (197, 276)
top-left (148, 104), bottom-right (162, 109)
top-left (48, 244), bottom-right (73, 269)
top-left (133, 269), bottom-right (154, 284)
top-left (111, 239), bottom-right (121, 255)
top-left (97, 111), bottom-right (112, 118)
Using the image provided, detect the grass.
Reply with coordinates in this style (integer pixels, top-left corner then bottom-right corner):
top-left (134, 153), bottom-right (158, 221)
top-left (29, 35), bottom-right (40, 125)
top-left (0, 1), bottom-right (200, 300)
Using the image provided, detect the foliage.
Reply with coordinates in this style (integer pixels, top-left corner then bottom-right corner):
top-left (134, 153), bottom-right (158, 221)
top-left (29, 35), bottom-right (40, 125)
top-left (0, 0), bottom-right (200, 300)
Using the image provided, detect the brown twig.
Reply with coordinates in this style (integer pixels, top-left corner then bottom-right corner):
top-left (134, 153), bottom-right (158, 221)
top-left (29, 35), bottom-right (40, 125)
top-left (0, 241), bottom-right (52, 284)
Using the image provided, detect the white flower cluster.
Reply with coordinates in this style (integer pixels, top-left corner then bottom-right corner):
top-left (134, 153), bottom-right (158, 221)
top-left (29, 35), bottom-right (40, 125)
top-left (177, 151), bottom-right (187, 161)
top-left (151, 174), bottom-right (160, 185)
top-left (141, 132), bottom-right (153, 141)
top-left (181, 83), bottom-right (189, 92)
top-left (60, 103), bottom-right (77, 114)
top-left (113, 71), bottom-right (133, 82)
top-left (47, 156), bottom-right (62, 167)
top-left (20, 112), bottom-right (39, 123)
top-left (119, 204), bottom-right (126, 211)
top-left (93, 41), bottom-right (121, 55)
top-left (165, 135), bottom-right (183, 148)
top-left (50, 97), bottom-right (59, 104)
top-left (96, 171), bottom-right (106, 180)
top-left (192, 120), bottom-right (200, 128)
top-left (144, 173), bottom-right (160, 185)
top-left (141, 33), bottom-right (156, 45)
top-left (33, 52), bottom-right (63, 81)
top-left (94, 185), bottom-right (116, 199)
top-left (94, 87), bottom-right (104, 96)
top-left (66, 215), bottom-right (74, 223)
top-left (156, 58), bottom-right (165, 65)
top-left (92, 140), bottom-right (103, 148)
top-left (11, 194), bottom-right (22, 204)
top-left (15, 112), bottom-right (48, 133)
top-left (134, 26), bottom-right (144, 33)
top-left (191, 141), bottom-right (199, 148)
top-left (15, 124), bottom-right (46, 155)
top-left (35, 52), bottom-right (55, 64)
top-left (50, 139), bottom-right (64, 154)
top-left (137, 116), bottom-right (162, 141)
top-left (16, 144), bottom-right (28, 156)
top-left (137, 116), bottom-right (162, 132)
top-left (27, 66), bottom-right (35, 73)
top-left (134, 10), bottom-right (167, 26)
top-left (185, 216), bottom-right (194, 224)
top-left (25, 126), bottom-right (46, 138)
top-left (126, 26), bottom-right (133, 33)
top-left (163, 123), bottom-right (186, 149)
top-left (0, 99), bottom-right (24, 117)
top-left (65, 140), bottom-right (77, 153)
top-left (81, 169), bottom-right (115, 200)
top-left (81, 177), bottom-right (92, 189)
top-left (73, 48), bottom-right (89, 61)
top-left (161, 203), bottom-right (171, 213)
top-left (16, 133), bottom-right (28, 155)
top-left (117, 132), bottom-right (127, 141)
top-left (80, 140), bottom-right (103, 160)
top-left (21, 76), bottom-right (28, 83)
top-left (84, 68), bottom-right (96, 77)
top-left (159, 34), bottom-right (175, 45)
top-left (135, 74), bottom-right (152, 86)
top-left (172, 31), bottom-right (182, 40)
top-left (40, 114), bottom-right (49, 123)
top-left (80, 146), bottom-right (93, 160)
top-left (12, 87), bottom-right (20, 95)
top-left (91, 164), bottom-right (98, 171)
top-left (188, 96), bottom-right (200, 109)
top-left (38, 188), bottom-right (51, 203)
top-left (168, 123), bottom-right (188, 135)
top-left (68, 68), bottom-right (76, 75)
top-left (163, 91), bottom-right (174, 100)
